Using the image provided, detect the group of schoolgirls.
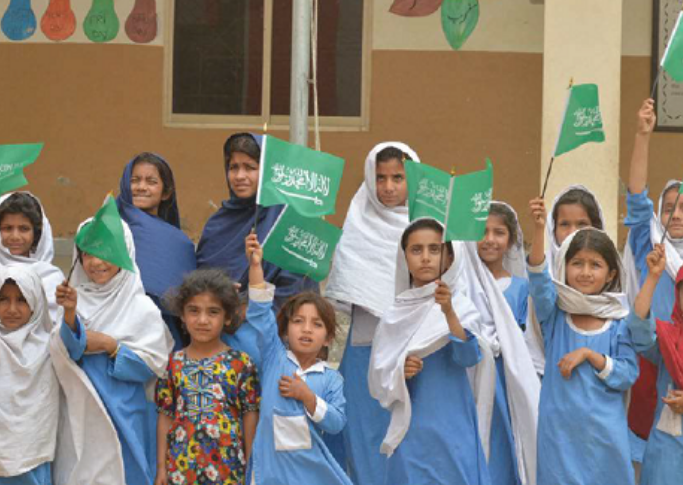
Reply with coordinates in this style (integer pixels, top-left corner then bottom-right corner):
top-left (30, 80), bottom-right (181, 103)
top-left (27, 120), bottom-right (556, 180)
top-left (1, 96), bottom-right (682, 485)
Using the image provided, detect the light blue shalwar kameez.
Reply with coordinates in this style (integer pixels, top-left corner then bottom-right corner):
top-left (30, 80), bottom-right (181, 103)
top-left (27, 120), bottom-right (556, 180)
top-left (60, 317), bottom-right (157, 485)
top-left (528, 262), bottom-right (638, 485)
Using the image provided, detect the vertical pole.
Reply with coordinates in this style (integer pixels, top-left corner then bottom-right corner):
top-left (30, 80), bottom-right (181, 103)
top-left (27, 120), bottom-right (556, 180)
top-left (290, 0), bottom-right (311, 147)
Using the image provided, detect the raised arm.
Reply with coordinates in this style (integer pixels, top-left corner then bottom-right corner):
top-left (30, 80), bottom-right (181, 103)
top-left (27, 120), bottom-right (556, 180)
top-left (634, 243), bottom-right (666, 320)
top-left (528, 197), bottom-right (547, 267)
top-left (628, 98), bottom-right (656, 195)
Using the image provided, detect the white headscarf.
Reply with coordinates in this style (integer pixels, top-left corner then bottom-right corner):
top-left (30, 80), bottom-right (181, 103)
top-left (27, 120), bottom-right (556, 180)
top-left (369, 219), bottom-right (493, 456)
top-left (0, 265), bottom-right (59, 477)
top-left (552, 228), bottom-right (628, 320)
top-left (49, 219), bottom-right (173, 485)
top-left (464, 233), bottom-right (540, 485)
top-left (325, 142), bottom-right (420, 320)
top-left (0, 192), bottom-right (65, 322)
top-left (623, 180), bottom-right (683, 306)
top-left (545, 185), bottom-right (605, 278)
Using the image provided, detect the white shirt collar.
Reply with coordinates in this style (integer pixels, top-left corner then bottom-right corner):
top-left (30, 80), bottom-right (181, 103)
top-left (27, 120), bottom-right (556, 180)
top-left (286, 350), bottom-right (329, 375)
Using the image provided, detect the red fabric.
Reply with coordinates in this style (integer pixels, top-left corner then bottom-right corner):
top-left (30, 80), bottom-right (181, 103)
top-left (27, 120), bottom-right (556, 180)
top-left (656, 266), bottom-right (683, 390)
top-left (628, 357), bottom-right (659, 440)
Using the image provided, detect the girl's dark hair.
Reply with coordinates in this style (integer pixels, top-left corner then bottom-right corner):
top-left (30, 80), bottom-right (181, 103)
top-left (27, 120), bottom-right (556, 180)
top-left (0, 193), bottom-right (43, 252)
top-left (400, 218), bottom-right (454, 259)
top-left (565, 229), bottom-right (621, 292)
top-left (552, 189), bottom-right (603, 230)
top-left (223, 133), bottom-right (261, 164)
top-left (277, 292), bottom-right (336, 360)
top-left (376, 146), bottom-right (408, 164)
top-left (488, 203), bottom-right (519, 249)
top-left (164, 268), bottom-right (240, 334)
top-left (131, 152), bottom-right (176, 222)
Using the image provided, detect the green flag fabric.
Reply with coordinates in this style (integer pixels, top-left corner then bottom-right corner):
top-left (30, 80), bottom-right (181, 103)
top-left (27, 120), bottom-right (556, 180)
top-left (257, 136), bottom-right (345, 217)
top-left (75, 195), bottom-right (136, 272)
top-left (0, 143), bottom-right (44, 195)
top-left (262, 207), bottom-right (342, 282)
top-left (554, 84), bottom-right (605, 157)
top-left (662, 12), bottom-right (683, 82)
top-left (444, 159), bottom-right (493, 241)
top-left (405, 160), bottom-right (451, 222)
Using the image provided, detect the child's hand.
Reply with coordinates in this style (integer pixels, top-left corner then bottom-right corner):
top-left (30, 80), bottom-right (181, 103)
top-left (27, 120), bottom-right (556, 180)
top-left (636, 98), bottom-right (656, 136)
top-left (434, 280), bottom-right (454, 316)
top-left (279, 373), bottom-right (314, 403)
top-left (558, 347), bottom-right (589, 379)
top-left (404, 355), bottom-right (424, 380)
top-left (529, 197), bottom-right (547, 229)
top-left (85, 330), bottom-right (118, 356)
top-left (662, 389), bottom-right (683, 415)
top-left (245, 233), bottom-right (263, 266)
top-left (55, 282), bottom-right (77, 310)
top-left (646, 243), bottom-right (666, 278)
top-left (154, 470), bottom-right (168, 485)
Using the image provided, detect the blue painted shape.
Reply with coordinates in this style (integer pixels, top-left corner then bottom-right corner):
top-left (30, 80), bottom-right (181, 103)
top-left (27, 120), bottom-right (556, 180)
top-left (1, 0), bottom-right (37, 41)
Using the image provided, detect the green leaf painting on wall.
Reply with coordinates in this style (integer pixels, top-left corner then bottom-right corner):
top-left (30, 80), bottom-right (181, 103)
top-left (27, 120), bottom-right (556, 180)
top-left (441, 0), bottom-right (479, 50)
top-left (83, 0), bottom-right (119, 43)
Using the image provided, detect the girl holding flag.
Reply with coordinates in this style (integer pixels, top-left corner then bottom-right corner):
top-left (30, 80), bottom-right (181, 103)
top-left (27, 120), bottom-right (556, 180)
top-left (527, 198), bottom-right (638, 485)
top-left (629, 244), bottom-right (683, 485)
top-left (324, 142), bottom-right (421, 485)
top-left (196, 133), bottom-right (316, 309)
top-left (117, 153), bottom-right (197, 350)
top-left (51, 208), bottom-right (173, 485)
top-left (369, 218), bottom-right (490, 485)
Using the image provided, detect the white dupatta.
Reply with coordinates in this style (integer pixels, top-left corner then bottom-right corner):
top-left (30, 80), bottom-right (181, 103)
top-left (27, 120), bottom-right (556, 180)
top-left (368, 220), bottom-right (495, 457)
top-left (0, 266), bottom-right (59, 477)
top-left (325, 142), bottom-right (420, 324)
top-left (50, 219), bottom-right (173, 485)
top-left (0, 192), bottom-right (64, 322)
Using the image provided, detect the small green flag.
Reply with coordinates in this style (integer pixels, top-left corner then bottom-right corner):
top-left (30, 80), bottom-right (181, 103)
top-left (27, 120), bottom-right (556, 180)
top-left (262, 206), bottom-right (342, 282)
top-left (405, 161), bottom-right (451, 222)
top-left (257, 136), bottom-right (345, 217)
top-left (75, 195), bottom-right (136, 272)
top-left (0, 143), bottom-right (44, 195)
top-left (444, 159), bottom-right (493, 241)
top-left (662, 12), bottom-right (683, 82)
top-left (554, 84), bottom-right (605, 157)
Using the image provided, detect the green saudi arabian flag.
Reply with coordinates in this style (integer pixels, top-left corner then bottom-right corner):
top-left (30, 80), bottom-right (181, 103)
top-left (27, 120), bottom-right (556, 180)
top-left (405, 161), bottom-right (452, 222)
top-left (554, 84), bottom-right (605, 157)
top-left (662, 11), bottom-right (683, 82)
top-left (262, 206), bottom-right (342, 282)
top-left (444, 159), bottom-right (493, 241)
top-left (0, 143), bottom-right (44, 195)
top-left (257, 136), bottom-right (345, 217)
top-left (75, 195), bottom-right (135, 272)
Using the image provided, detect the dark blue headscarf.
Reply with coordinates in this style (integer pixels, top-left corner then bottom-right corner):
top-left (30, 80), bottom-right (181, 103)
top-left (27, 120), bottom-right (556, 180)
top-left (117, 154), bottom-right (197, 302)
top-left (196, 133), bottom-right (318, 308)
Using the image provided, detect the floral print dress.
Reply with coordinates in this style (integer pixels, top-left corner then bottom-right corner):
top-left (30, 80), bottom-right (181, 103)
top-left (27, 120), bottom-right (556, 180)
top-left (156, 348), bottom-right (260, 484)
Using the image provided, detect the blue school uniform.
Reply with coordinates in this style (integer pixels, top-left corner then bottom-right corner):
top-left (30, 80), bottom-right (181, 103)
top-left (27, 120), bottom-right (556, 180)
top-left (386, 332), bottom-right (489, 485)
top-left (238, 286), bottom-right (352, 485)
top-left (0, 463), bottom-right (51, 485)
top-left (628, 312), bottom-right (683, 485)
top-left (528, 262), bottom-right (638, 485)
top-left (60, 318), bottom-right (157, 485)
top-left (117, 157), bottom-right (197, 351)
top-left (486, 276), bottom-right (528, 485)
top-left (331, 306), bottom-right (390, 485)
top-left (502, 276), bottom-right (529, 330)
top-left (625, 188), bottom-right (676, 321)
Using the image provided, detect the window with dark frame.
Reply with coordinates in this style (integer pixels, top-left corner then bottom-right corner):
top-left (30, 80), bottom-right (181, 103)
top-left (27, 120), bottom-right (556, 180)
top-left (171, 0), bottom-right (365, 120)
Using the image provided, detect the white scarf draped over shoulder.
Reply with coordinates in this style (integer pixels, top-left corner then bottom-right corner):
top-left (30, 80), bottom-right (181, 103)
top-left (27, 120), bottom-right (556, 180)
top-left (49, 219), bottom-right (173, 485)
top-left (325, 142), bottom-right (420, 319)
top-left (0, 192), bottom-right (64, 323)
top-left (369, 220), bottom-right (491, 457)
top-left (0, 265), bottom-right (59, 477)
top-left (552, 228), bottom-right (629, 320)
